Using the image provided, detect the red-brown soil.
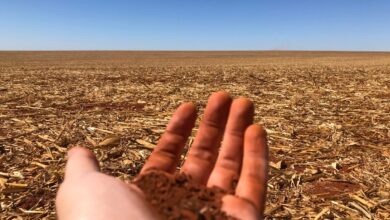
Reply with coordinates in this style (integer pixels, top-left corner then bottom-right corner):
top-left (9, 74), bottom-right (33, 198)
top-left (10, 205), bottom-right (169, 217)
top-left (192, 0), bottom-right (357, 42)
top-left (305, 180), bottom-right (361, 199)
top-left (133, 170), bottom-right (234, 220)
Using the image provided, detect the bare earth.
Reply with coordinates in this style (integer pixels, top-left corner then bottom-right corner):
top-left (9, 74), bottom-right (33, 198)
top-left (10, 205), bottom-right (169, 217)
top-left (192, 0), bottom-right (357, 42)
top-left (0, 51), bottom-right (389, 219)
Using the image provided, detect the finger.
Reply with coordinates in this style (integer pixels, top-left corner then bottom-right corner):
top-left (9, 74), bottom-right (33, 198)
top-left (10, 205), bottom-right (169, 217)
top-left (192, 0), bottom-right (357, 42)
top-left (181, 91), bottom-right (232, 184)
top-left (64, 147), bottom-right (100, 180)
top-left (235, 124), bottom-right (268, 213)
top-left (207, 98), bottom-right (254, 190)
top-left (141, 102), bottom-right (197, 174)
top-left (222, 195), bottom-right (260, 220)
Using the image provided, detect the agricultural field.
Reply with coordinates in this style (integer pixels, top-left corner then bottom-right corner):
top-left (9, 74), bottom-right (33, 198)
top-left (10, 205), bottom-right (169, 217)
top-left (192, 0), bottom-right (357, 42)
top-left (0, 51), bottom-right (389, 219)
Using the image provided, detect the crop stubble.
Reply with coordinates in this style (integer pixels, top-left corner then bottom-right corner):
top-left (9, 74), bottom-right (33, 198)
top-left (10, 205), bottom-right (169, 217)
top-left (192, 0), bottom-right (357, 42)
top-left (0, 51), bottom-right (389, 219)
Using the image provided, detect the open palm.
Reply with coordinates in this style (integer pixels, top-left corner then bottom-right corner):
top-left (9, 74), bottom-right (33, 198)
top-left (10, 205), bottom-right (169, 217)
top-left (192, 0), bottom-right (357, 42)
top-left (56, 92), bottom-right (268, 220)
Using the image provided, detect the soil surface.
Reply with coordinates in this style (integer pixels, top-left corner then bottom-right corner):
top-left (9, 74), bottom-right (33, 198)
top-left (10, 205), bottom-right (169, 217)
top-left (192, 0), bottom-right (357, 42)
top-left (133, 170), bottom-right (234, 220)
top-left (304, 180), bottom-right (361, 199)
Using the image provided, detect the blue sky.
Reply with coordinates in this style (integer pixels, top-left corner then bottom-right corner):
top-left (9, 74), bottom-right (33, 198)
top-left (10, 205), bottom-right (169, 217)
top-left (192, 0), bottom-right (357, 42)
top-left (1, 0), bottom-right (389, 51)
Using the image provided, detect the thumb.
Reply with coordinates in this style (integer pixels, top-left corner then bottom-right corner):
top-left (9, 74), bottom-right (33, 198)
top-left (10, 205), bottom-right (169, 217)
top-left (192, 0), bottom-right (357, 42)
top-left (64, 147), bottom-right (100, 180)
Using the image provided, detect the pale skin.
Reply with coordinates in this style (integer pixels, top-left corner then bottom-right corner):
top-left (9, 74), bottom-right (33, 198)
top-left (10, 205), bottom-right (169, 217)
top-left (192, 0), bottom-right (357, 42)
top-left (56, 91), bottom-right (269, 220)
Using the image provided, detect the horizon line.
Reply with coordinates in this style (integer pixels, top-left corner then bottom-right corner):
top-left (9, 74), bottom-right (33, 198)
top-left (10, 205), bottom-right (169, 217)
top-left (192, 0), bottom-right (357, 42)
top-left (1, 49), bottom-right (390, 53)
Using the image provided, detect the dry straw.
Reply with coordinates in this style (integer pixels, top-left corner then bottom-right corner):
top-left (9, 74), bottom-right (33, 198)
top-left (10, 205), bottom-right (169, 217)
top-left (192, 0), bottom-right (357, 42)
top-left (0, 51), bottom-right (389, 219)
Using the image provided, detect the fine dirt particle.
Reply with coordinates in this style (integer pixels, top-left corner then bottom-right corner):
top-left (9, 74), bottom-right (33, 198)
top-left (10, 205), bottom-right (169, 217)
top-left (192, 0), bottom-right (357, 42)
top-left (133, 170), bottom-right (236, 220)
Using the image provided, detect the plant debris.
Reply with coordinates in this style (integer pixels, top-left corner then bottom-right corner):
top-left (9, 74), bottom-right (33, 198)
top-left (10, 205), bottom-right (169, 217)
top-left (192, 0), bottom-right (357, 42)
top-left (0, 51), bottom-right (389, 219)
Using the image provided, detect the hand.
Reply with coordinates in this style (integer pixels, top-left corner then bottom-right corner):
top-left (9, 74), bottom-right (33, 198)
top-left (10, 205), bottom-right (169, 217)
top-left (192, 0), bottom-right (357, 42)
top-left (56, 92), bottom-right (268, 220)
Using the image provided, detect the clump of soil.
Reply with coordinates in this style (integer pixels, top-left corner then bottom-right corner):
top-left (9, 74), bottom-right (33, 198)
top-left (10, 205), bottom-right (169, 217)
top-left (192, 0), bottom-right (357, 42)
top-left (133, 170), bottom-right (235, 220)
top-left (304, 180), bottom-right (361, 199)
